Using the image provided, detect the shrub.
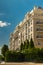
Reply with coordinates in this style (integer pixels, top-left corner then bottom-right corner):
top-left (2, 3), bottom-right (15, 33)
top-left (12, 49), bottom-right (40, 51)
top-left (5, 51), bottom-right (25, 62)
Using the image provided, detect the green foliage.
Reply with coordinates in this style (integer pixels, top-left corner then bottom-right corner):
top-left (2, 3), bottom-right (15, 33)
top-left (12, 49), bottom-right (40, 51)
top-left (1, 44), bottom-right (9, 57)
top-left (18, 38), bottom-right (43, 62)
top-left (35, 48), bottom-right (43, 62)
top-left (0, 55), bottom-right (4, 61)
top-left (23, 41), bottom-right (26, 49)
top-left (4, 38), bottom-right (43, 62)
top-left (26, 39), bottom-right (29, 49)
top-left (5, 51), bottom-right (25, 62)
top-left (20, 40), bottom-right (29, 51)
top-left (5, 48), bottom-right (43, 62)
top-left (20, 43), bottom-right (24, 51)
top-left (20, 38), bottom-right (34, 51)
top-left (29, 38), bottom-right (34, 48)
top-left (23, 48), bottom-right (43, 62)
top-left (24, 48), bottom-right (36, 61)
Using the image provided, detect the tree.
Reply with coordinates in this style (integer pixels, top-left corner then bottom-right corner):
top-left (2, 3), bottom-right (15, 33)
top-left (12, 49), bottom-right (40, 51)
top-left (1, 44), bottom-right (9, 58)
top-left (5, 51), bottom-right (25, 62)
top-left (23, 41), bottom-right (26, 49)
top-left (0, 55), bottom-right (4, 61)
top-left (29, 38), bottom-right (34, 48)
top-left (20, 43), bottom-right (24, 50)
top-left (26, 39), bottom-right (29, 49)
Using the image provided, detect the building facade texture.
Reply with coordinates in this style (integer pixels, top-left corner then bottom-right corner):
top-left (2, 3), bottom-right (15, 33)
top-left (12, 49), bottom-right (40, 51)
top-left (9, 6), bottom-right (43, 50)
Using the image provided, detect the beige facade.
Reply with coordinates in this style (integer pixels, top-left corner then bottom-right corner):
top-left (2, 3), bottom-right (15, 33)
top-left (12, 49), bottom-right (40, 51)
top-left (9, 6), bottom-right (43, 50)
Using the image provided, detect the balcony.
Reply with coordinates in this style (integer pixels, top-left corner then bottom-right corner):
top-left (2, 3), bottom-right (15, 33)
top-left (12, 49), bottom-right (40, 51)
top-left (36, 28), bottom-right (43, 32)
top-left (36, 35), bottom-right (43, 38)
top-left (36, 21), bottom-right (43, 25)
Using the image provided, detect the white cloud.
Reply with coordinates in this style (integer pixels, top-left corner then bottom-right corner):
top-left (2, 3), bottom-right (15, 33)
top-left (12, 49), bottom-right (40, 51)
top-left (0, 21), bottom-right (11, 27)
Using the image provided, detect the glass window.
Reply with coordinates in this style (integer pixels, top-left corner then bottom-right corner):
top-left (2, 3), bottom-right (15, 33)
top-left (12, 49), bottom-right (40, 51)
top-left (31, 21), bottom-right (32, 25)
top-left (36, 21), bottom-right (43, 24)
top-left (36, 35), bottom-right (43, 38)
top-left (31, 27), bottom-right (32, 31)
top-left (38, 42), bottom-right (40, 45)
top-left (36, 28), bottom-right (43, 31)
top-left (36, 21), bottom-right (39, 24)
top-left (36, 36), bottom-right (39, 38)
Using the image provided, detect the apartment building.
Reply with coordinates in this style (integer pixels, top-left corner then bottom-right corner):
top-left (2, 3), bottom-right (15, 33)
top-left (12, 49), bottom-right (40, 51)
top-left (9, 6), bottom-right (43, 50)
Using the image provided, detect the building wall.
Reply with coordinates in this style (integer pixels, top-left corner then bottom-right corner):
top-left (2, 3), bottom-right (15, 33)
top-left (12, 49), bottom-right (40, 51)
top-left (9, 6), bottom-right (43, 50)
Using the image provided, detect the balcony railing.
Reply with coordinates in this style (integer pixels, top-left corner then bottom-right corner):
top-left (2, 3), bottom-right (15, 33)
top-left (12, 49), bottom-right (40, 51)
top-left (36, 28), bottom-right (43, 31)
top-left (36, 21), bottom-right (43, 24)
top-left (36, 35), bottom-right (43, 38)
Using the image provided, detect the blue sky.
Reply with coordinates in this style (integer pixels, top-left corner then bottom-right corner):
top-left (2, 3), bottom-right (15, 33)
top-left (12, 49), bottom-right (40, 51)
top-left (0, 0), bottom-right (43, 46)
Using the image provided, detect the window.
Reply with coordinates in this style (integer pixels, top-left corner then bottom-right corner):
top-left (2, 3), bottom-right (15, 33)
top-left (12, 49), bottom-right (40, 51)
top-left (36, 21), bottom-right (43, 24)
top-left (26, 35), bottom-right (27, 39)
top-left (36, 28), bottom-right (43, 31)
top-left (31, 27), bottom-right (32, 31)
top-left (29, 29), bottom-right (30, 32)
top-left (36, 21), bottom-right (39, 24)
top-left (36, 35), bottom-right (43, 38)
top-left (26, 24), bottom-right (27, 27)
top-left (36, 35), bottom-right (40, 38)
top-left (28, 22), bottom-right (30, 26)
top-left (36, 28), bottom-right (39, 31)
top-left (29, 35), bottom-right (30, 38)
top-left (31, 21), bottom-right (32, 25)
top-left (31, 34), bottom-right (32, 37)
top-left (38, 42), bottom-right (40, 45)
top-left (28, 22), bottom-right (30, 25)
